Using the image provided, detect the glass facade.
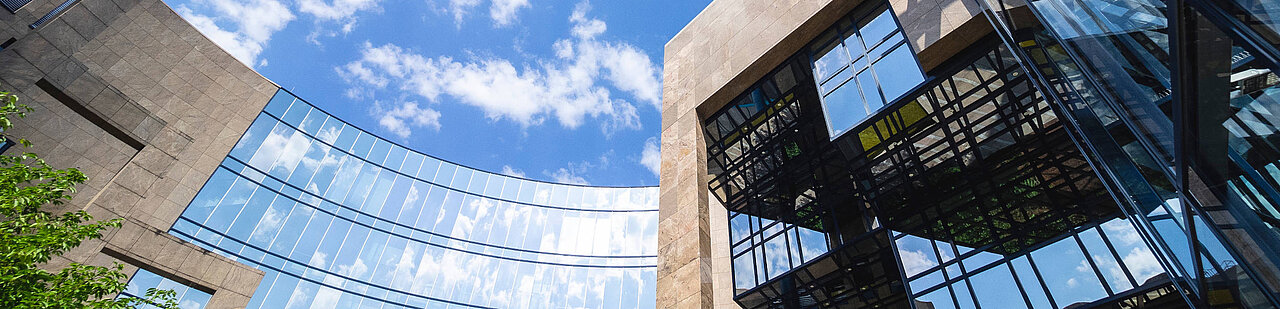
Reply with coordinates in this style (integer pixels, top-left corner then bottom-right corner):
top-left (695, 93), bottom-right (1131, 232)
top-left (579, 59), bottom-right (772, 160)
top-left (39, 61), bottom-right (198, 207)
top-left (705, 0), bottom-right (1280, 308)
top-left (170, 90), bottom-right (658, 308)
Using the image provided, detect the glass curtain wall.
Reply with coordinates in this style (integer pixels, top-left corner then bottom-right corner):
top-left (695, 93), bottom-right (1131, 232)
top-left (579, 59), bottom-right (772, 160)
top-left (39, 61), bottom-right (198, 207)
top-left (971, 0), bottom-right (1280, 306)
top-left (169, 90), bottom-right (659, 309)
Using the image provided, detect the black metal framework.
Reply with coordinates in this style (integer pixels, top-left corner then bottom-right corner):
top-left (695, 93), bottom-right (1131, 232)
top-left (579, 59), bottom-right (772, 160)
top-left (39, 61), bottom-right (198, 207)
top-left (706, 0), bottom-right (1280, 307)
top-left (707, 26), bottom-right (1187, 306)
top-left (972, 0), bottom-right (1280, 306)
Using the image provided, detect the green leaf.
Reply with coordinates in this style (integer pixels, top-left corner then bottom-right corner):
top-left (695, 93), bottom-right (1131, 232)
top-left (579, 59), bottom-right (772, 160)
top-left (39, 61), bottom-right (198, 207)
top-left (0, 89), bottom-right (179, 309)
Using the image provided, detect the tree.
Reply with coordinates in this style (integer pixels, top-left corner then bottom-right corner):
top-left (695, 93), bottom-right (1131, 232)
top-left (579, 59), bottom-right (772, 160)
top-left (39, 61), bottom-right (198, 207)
top-left (0, 90), bottom-right (178, 308)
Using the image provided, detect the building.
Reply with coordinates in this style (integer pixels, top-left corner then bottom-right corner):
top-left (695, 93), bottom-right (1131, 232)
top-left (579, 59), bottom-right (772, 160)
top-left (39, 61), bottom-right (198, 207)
top-left (170, 90), bottom-right (659, 308)
top-left (658, 0), bottom-right (1280, 308)
top-left (0, 0), bottom-right (658, 308)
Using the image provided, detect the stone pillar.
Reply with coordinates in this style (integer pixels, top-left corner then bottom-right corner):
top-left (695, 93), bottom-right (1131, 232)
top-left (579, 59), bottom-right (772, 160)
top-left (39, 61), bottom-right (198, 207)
top-left (657, 106), bottom-right (713, 309)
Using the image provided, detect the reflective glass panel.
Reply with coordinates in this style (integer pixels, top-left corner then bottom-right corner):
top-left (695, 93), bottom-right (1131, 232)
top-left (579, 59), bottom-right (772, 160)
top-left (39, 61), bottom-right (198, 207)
top-left (809, 4), bottom-right (923, 139)
top-left (171, 90), bottom-right (658, 308)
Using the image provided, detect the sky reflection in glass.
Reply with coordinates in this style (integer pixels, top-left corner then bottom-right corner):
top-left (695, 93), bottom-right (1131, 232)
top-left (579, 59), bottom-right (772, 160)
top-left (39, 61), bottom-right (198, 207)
top-left (170, 90), bottom-right (659, 309)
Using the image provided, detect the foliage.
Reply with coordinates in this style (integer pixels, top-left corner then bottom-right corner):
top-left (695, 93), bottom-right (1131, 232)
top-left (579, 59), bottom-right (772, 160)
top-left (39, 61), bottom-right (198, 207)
top-left (0, 90), bottom-right (178, 308)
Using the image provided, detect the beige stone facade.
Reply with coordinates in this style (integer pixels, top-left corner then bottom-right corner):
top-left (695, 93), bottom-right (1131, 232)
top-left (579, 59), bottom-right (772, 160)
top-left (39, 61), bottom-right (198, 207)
top-left (0, 0), bottom-right (276, 307)
top-left (657, 0), bottom-right (997, 308)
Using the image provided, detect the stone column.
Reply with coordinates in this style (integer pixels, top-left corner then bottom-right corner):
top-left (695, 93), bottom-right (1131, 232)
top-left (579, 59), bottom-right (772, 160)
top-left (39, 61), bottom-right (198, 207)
top-left (657, 104), bottom-right (713, 309)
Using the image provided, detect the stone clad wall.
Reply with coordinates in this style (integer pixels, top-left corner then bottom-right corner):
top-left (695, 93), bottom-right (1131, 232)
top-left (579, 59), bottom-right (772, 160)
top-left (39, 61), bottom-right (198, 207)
top-left (0, 0), bottom-right (276, 307)
top-left (658, 0), bottom-right (989, 308)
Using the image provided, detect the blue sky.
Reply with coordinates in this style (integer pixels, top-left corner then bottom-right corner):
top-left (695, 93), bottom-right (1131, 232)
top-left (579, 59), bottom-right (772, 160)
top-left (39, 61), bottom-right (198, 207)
top-left (164, 0), bottom-right (711, 186)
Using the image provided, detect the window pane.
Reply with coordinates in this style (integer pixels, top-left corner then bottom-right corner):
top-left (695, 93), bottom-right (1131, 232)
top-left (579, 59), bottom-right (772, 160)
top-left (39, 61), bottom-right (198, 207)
top-left (857, 70), bottom-right (885, 111)
top-left (813, 40), bottom-right (850, 82)
top-left (875, 44), bottom-right (925, 102)
top-left (762, 233), bottom-right (793, 278)
top-left (1011, 256), bottom-right (1053, 309)
top-left (822, 65), bottom-right (854, 94)
top-left (822, 80), bottom-right (868, 137)
top-left (915, 285), bottom-right (957, 309)
top-left (896, 234), bottom-right (940, 278)
top-left (796, 226), bottom-right (826, 263)
top-left (1031, 237), bottom-right (1108, 306)
top-left (859, 9), bottom-right (897, 46)
top-left (968, 264), bottom-right (1027, 309)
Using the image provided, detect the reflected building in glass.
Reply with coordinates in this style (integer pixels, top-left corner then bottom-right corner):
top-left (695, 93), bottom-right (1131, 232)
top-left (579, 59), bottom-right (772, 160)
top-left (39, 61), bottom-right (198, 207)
top-left (170, 90), bottom-right (659, 308)
top-left (660, 0), bottom-right (1280, 308)
top-left (0, 0), bottom-right (661, 308)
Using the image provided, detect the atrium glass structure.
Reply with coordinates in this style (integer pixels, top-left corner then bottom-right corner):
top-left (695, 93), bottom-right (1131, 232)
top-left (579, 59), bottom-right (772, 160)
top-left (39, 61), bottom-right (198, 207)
top-left (706, 0), bottom-right (1280, 308)
top-left (169, 90), bottom-right (659, 309)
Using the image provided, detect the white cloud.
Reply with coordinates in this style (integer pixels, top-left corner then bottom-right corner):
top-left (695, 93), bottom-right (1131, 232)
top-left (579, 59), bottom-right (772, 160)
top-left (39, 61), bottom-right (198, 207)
top-left (372, 101), bottom-right (443, 138)
top-left (175, 0), bottom-right (295, 67)
top-left (339, 61), bottom-right (388, 88)
top-left (446, 0), bottom-right (529, 27)
top-left (250, 206), bottom-right (285, 242)
top-left (336, 258), bottom-right (369, 278)
top-left (447, 0), bottom-right (482, 25)
top-left (545, 168), bottom-right (588, 185)
top-left (298, 0), bottom-right (382, 43)
top-left (310, 286), bottom-right (340, 309)
top-left (542, 161), bottom-right (593, 185)
top-left (640, 137), bottom-right (660, 178)
top-left (299, 0), bottom-right (380, 22)
top-left (501, 165), bottom-right (526, 177)
top-left (308, 252), bottom-right (329, 270)
top-left (387, 244), bottom-right (419, 290)
top-left (251, 127), bottom-right (312, 174)
top-left (568, 2), bottom-right (604, 39)
top-left (1120, 246), bottom-right (1162, 282)
top-left (489, 0), bottom-right (530, 26)
top-left (179, 299), bottom-right (202, 309)
top-left (339, 2), bottom-right (660, 136)
top-left (1102, 219), bottom-right (1143, 245)
top-left (564, 1), bottom-right (660, 108)
top-left (1075, 259), bottom-right (1091, 273)
top-left (284, 284), bottom-right (315, 309)
top-left (897, 249), bottom-right (938, 276)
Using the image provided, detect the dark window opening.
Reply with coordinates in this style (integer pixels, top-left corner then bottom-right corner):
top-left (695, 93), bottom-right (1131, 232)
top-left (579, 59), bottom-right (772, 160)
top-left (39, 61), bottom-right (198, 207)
top-left (0, 138), bottom-right (15, 154)
top-left (0, 0), bottom-right (32, 14)
top-left (0, 38), bottom-right (16, 51)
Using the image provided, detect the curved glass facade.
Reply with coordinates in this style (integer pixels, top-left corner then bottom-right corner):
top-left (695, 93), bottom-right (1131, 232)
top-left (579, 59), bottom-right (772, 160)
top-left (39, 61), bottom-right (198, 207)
top-left (170, 89), bottom-right (658, 308)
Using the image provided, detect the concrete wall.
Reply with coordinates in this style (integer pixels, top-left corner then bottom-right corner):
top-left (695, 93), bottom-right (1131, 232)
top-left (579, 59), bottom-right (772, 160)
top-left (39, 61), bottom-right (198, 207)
top-left (0, 0), bottom-right (275, 307)
top-left (658, 0), bottom-right (993, 308)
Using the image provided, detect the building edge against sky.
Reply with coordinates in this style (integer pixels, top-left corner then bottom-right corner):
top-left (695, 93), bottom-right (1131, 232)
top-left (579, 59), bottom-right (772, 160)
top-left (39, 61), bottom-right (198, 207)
top-left (0, 0), bottom-right (658, 308)
top-left (4, 0), bottom-right (1280, 308)
top-left (661, 0), bottom-right (1280, 308)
